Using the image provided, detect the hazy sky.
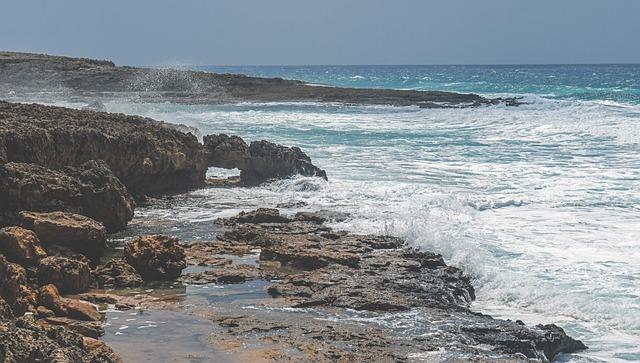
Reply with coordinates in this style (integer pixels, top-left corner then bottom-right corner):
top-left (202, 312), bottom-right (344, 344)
top-left (1, 0), bottom-right (639, 66)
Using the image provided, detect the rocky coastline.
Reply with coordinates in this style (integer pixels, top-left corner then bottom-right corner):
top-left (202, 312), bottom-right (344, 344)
top-left (0, 51), bottom-right (521, 108)
top-left (0, 101), bottom-right (586, 361)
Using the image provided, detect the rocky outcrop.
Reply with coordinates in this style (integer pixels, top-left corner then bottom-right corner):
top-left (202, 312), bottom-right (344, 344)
top-left (0, 101), bottom-right (207, 197)
top-left (37, 256), bottom-right (91, 294)
top-left (0, 226), bottom-right (47, 265)
top-left (0, 256), bottom-right (32, 317)
top-left (0, 316), bottom-right (121, 363)
top-left (0, 51), bottom-right (520, 108)
top-left (21, 211), bottom-right (107, 261)
top-left (0, 160), bottom-right (134, 232)
top-left (37, 284), bottom-right (101, 322)
top-left (197, 208), bottom-right (586, 361)
top-left (93, 259), bottom-right (144, 288)
top-left (204, 134), bottom-right (327, 185)
top-left (124, 235), bottom-right (186, 281)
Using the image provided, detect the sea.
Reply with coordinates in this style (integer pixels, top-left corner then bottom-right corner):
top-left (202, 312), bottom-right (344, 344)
top-left (63, 64), bottom-right (640, 361)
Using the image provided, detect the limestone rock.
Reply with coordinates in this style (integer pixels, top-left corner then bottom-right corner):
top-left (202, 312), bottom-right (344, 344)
top-left (0, 226), bottom-right (47, 264)
top-left (37, 256), bottom-right (91, 294)
top-left (21, 211), bottom-right (106, 260)
top-left (93, 259), bottom-right (144, 288)
top-left (0, 160), bottom-right (134, 232)
top-left (124, 235), bottom-right (186, 281)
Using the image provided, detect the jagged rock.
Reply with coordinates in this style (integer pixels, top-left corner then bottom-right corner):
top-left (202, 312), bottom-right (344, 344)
top-left (294, 210), bottom-right (349, 224)
top-left (204, 134), bottom-right (327, 185)
top-left (45, 245), bottom-right (91, 265)
top-left (36, 305), bottom-right (55, 318)
top-left (43, 317), bottom-right (105, 338)
top-left (37, 284), bottom-right (101, 321)
top-left (21, 211), bottom-right (106, 261)
top-left (124, 235), bottom-right (186, 281)
top-left (0, 257), bottom-right (32, 316)
top-left (93, 259), bottom-right (144, 288)
top-left (179, 265), bottom-right (260, 285)
top-left (228, 208), bottom-right (291, 224)
top-left (0, 101), bottom-right (207, 197)
top-left (0, 315), bottom-right (121, 363)
top-left (37, 256), bottom-right (91, 294)
top-left (0, 160), bottom-right (134, 232)
top-left (0, 226), bottom-right (47, 265)
top-left (0, 297), bottom-right (14, 321)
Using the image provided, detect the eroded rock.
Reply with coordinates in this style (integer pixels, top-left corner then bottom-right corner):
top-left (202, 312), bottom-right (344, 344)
top-left (0, 160), bottom-right (134, 232)
top-left (93, 258), bottom-right (144, 288)
top-left (21, 211), bottom-right (107, 261)
top-left (124, 235), bottom-right (186, 281)
top-left (0, 226), bottom-right (47, 265)
top-left (37, 256), bottom-right (91, 294)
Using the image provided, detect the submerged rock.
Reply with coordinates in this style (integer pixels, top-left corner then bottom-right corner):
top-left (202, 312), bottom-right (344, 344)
top-left (204, 134), bottom-right (327, 185)
top-left (37, 256), bottom-right (91, 294)
top-left (0, 160), bottom-right (134, 232)
top-left (0, 226), bottom-right (47, 265)
top-left (124, 235), bottom-right (186, 281)
top-left (21, 211), bottom-right (107, 261)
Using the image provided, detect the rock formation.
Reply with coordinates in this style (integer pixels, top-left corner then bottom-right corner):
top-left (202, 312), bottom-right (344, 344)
top-left (204, 134), bottom-right (327, 185)
top-left (124, 235), bottom-right (186, 281)
top-left (0, 226), bottom-right (47, 265)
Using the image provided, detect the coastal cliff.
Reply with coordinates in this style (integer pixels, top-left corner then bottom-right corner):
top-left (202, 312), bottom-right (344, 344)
top-left (0, 51), bottom-right (519, 108)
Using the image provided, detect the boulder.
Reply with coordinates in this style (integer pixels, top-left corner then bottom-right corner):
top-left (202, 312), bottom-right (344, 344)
top-left (93, 259), bottom-right (144, 288)
top-left (0, 297), bottom-right (14, 321)
top-left (0, 315), bottom-right (121, 363)
top-left (204, 134), bottom-right (327, 185)
top-left (124, 235), bottom-right (186, 280)
top-left (21, 211), bottom-right (106, 260)
top-left (37, 256), bottom-right (91, 294)
top-left (38, 284), bottom-right (101, 322)
top-left (230, 208), bottom-right (291, 224)
top-left (0, 160), bottom-right (134, 232)
top-left (0, 226), bottom-right (47, 264)
top-left (0, 256), bottom-right (32, 316)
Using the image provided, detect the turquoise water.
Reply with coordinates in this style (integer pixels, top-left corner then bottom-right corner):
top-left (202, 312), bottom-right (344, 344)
top-left (60, 64), bottom-right (639, 362)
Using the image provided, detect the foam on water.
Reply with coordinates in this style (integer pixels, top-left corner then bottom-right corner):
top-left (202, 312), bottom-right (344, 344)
top-left (30, 64), bottom-right (640, 361)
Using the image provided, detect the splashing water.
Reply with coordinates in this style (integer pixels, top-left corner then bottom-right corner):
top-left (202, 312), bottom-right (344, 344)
top-left (52, 64), bottom-right (639, 361)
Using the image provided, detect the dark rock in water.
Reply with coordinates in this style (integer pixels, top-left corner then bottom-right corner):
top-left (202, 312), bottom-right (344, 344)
top-left (0, 100), bottom-right (207, 197)
top-left (37, 256), bottom-right (91, 294)
top-left (124, 235), bottom-right (186, 281)
top-left (20, 211), bottom-right (107, 261)
top-left (0, 226), bottom-right (47, 265)
top-left (0, 256), bottom-right (32, 316)
top-left (82, 100), bottom-right (107, 112)
top-left (0, 315), bottom-right (121, 362)
top-left (179, 264), bottom-right (260, 285)
top-left (0, 160), bottom-right (135, 232)
top-left (227, 208), bottom-right (292, 225)
top-left (204, 134), bottom-right (327, 185)
top-left (294, 210), bottom-right (349, 224)
top-left (0, 51), bottom-right (519, 108)
top-left (93, 258), bottom-right (144, 288)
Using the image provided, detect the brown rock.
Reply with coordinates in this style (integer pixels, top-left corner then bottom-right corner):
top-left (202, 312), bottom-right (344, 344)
top-left (64, 299), bottom-right (101, 322)
top-left (0, 160), bottom-right (135, 232)
top-left (93, 258), bottom-right (144, 288)
top-left (38, 284), bottom-right (101, 321)
top-left (124, 235), bottom-right (186, 280)
top-left (44, 317), bottom-right (105, 338)
top-left (37, 256), bottom-right (91, 294)
top-left (0, 257), bottom-right (32, 316)
top-left (0, 226), bottom-right (47, 265)
top-left (21, 211), bottom-right (106, 260)
top-left (36, 305), bottom-right (55, 318)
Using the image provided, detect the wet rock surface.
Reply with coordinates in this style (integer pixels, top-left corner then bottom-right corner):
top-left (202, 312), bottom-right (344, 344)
top-left (0, 51), bottom-right (520, 108)
top-left (124, 235), bottom-right (187, 281)
top-left (172, 208), bottom-right (586, 362)
top-left (204, 134), bottom-right (327, 185)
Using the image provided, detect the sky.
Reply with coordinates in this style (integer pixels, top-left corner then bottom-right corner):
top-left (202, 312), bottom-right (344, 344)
top-left (1, 0), bottom-right (639, 66)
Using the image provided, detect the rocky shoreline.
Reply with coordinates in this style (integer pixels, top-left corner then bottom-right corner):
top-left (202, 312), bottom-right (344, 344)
top-left (0, 51), bottom-right (521, 108)
top-left (0, 101), bottom-right (586, 361)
